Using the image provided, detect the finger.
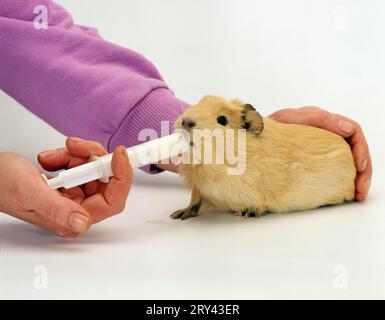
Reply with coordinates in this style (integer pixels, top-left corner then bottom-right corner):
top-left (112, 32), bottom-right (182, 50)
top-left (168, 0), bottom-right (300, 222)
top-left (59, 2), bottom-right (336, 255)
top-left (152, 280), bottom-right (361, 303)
top-left (43, 225), bottom-right (80, 238)
top-left (38, 147), bottom-right (85, 171)
top-left (22, 177), bottom-right (92, 234)
top-left (323, 112), bottom-right (368, 150)
top-left (269, 107), bottom-right (323, 126)
top-left (81, 146), bottom-right (132, 223)
top-left (67, 137), bottom-right (111, 196)
top-left (80, 194), bottom-right (115, 223)
top-left (269, 108), bottom-right (298, 123)
top-left (310, 112), bottom-right (371, 174)
top-left (66, 137), bottom-right (107, 158)
top-left (355, 156), bottom-right (373, 202)
top-left (350, 133), bottom-right (370, 173)
top-left (19, 211), bottom-right (80, 238)
top-left (104, 146), bottom-right (132, 210)
top-left (270, 107), bottom-right (357, 137)
top-left (322, 114), bottom-right (372, 200)
top-left (347, 123), bottom-right (370, 172)
top-left (314, 112), bottom-right (357, 139)
top-left (59, 187), bottom-right (85, 204)
top-left (38, 138), bottom-right (108, 171)
top-left (83, 180), bottom-right (105, 197)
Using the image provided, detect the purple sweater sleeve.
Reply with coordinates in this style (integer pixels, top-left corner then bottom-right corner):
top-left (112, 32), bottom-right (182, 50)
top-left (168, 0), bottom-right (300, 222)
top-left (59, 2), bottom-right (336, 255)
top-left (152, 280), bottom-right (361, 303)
top-left (0, 0), bottom-right (189, 167)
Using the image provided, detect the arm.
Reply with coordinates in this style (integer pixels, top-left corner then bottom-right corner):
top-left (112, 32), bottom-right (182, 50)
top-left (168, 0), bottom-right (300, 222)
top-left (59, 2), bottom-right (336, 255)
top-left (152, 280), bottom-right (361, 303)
top-left (0, 0), bottom-right (189, 172)
top-left (269, 106), bottom-right (372, 202)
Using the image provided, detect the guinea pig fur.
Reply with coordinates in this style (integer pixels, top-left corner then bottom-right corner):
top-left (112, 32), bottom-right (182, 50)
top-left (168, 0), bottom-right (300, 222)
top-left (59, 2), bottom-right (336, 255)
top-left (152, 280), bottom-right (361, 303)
top-left (171, 96), bottom-right (356, 220)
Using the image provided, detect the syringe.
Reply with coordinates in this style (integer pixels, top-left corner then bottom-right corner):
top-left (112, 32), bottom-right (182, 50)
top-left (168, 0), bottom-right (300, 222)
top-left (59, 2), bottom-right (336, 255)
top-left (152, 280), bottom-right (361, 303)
top-left (42, 132), bottom-right (188, 190)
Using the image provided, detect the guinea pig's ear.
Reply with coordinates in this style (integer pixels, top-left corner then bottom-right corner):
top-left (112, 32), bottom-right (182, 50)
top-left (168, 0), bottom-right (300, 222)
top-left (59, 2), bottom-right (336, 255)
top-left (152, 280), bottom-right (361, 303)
top-left (241, 104), bottom-right (264, 135)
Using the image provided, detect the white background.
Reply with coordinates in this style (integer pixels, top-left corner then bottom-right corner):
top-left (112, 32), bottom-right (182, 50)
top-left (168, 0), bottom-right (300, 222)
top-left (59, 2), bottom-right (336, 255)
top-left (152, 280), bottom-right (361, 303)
top-left (0, 0), bottom-right (385, 299)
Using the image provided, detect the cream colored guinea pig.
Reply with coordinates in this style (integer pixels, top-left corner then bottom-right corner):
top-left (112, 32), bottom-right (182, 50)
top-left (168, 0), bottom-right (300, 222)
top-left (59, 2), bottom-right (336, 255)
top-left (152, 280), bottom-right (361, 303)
top-left (171, 96), bottom-right (356, 220)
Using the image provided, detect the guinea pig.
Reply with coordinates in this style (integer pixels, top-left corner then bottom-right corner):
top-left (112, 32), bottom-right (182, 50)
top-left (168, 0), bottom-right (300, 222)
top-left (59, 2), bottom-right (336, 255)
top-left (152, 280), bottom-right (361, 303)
top-left (171, 96), bottom-right (356, 220)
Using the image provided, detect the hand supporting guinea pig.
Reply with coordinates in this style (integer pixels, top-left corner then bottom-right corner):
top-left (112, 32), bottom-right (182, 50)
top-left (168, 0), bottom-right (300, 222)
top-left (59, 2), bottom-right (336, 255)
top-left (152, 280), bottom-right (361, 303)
top-left (269, 107), bottom-right (372, 202)
top-left (0, 138), bottom-right (132, 237)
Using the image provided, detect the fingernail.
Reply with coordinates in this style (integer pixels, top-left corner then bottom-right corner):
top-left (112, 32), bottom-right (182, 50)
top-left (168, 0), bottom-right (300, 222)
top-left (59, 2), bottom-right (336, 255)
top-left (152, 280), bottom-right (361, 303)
top-left (39, 150), bottom-right (56, 159)
top-left (68, 212), bottom-right (90, 233)
top-left (121, 147), bottom-right (128, 157)
top-left (360, 158), bottom-right (368, 172)
top-left (70, 137), bottom-right (82, 143)
top-left (338, 120), bottom-right (354, 134)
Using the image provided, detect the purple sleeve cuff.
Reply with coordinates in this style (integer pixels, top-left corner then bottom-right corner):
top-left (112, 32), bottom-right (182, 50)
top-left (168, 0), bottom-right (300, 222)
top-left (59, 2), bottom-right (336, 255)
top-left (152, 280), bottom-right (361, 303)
top-left (108, 88), bottom-right (189, 173)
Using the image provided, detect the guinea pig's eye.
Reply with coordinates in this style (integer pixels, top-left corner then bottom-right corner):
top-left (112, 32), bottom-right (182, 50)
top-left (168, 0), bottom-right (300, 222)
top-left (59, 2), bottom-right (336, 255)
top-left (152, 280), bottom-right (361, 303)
top-left (217, 115), bottom-right (228, 126)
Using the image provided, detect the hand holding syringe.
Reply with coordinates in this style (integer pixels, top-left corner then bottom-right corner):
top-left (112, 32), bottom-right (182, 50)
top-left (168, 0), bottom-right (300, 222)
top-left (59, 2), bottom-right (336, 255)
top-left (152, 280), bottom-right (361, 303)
top-left (43, 133), bottom-right (188, 189)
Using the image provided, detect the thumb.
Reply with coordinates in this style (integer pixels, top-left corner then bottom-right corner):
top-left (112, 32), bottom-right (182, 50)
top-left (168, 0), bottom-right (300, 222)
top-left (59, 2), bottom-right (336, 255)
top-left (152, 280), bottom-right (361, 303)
top-left (23, 179), bottom-right (92, 234)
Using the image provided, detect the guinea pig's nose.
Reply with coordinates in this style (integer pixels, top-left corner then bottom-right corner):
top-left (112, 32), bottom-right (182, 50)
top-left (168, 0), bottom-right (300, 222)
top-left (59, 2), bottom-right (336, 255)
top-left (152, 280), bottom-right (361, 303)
top-left (182, 118), bottom-right (196, 130)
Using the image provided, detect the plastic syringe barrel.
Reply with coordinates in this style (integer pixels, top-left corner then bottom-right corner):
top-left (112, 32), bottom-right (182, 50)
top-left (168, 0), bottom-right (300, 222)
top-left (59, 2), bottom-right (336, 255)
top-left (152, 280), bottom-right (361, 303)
top-left (46, 158), bottom-right (111, 189)
top-left (44, 132), bottom-right (188, 190)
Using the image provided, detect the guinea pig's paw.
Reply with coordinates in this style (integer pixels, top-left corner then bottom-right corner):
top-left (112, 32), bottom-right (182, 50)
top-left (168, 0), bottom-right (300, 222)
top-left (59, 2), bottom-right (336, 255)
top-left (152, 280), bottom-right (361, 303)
top-left (170, 208), bottom-right (195, 220)
top-left (238, 209), bottom-right (262, 218)
top-left (170, 202), bottom-right (201, 220)
top-left (170, 208), bottom-right (188, 220)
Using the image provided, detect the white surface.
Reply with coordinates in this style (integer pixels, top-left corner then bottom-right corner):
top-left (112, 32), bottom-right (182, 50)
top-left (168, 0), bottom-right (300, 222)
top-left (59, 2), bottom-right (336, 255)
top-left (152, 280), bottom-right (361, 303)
top-left (1, 0), bottom-right (385, 299)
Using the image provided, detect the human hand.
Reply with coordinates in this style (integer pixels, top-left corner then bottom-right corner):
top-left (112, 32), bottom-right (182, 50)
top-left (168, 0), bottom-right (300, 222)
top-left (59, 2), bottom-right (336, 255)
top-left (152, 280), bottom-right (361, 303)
top-left (0, 138), bottom-right (132, 237)
top-left (269, 107), bottom-right (372, 202)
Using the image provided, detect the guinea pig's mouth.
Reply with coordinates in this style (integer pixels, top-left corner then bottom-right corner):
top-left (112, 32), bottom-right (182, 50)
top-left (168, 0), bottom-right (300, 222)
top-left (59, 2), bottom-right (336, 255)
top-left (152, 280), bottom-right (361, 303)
top-left (174, 127), bottom-right (196, 147)
top-left (187, 134), bottom-right (195, 147)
